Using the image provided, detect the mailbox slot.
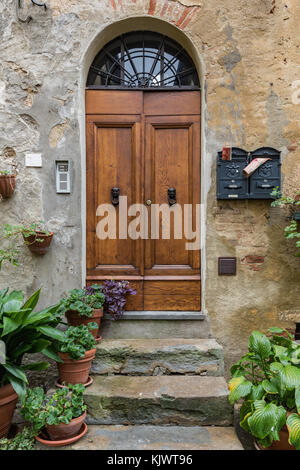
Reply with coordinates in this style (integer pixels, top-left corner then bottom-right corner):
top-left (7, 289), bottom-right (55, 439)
top-left (217, 148), bottom-right (249, 200)
top-left (217, 146), bottom-right (281, 200)
top-left (249, 147), bottom-right (281, 199)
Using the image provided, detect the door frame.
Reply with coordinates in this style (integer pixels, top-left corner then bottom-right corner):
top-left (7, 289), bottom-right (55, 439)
top-left (79, 18), bottom-right (207, 313)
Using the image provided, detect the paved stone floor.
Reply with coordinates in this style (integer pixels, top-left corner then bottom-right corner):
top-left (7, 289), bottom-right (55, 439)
top-left (35, 424), bottom-right (244, 450)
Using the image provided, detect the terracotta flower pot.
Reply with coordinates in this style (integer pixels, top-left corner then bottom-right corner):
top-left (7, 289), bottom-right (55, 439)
top-left (45, 410), bottom-right (87, 441)
top-left (255, 412), bottom-right (297, 450)
top-left (0, 175), bottom-right (16, 199)
top-left (0, 384), bottom-right (18, 438)
top-left (56, 349), bottom-right (96, 386)
top-left (66, 309), bottom-right (103, 338)
top-left (23, 231), bottom-right (53, 255)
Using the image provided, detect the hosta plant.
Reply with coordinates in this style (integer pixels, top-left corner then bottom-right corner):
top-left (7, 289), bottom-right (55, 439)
top-left (20, 384), bottom-right (86, 436)
top-left (229, 327), bottom-right (300, 449)
top-left (0, 287), bottom-right (65, 402)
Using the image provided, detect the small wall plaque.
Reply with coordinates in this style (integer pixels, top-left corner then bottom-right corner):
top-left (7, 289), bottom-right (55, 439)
top-left (25, 153), bottom-right (42, 167)
top-left (218, 257), bottom-right (237, 276)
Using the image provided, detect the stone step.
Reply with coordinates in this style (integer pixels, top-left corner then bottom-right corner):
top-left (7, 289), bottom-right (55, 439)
top-left (36, 425), bottom-right (243, 450)
top-left (84, 376), bottom-right (233, 426)
top-left (91, 338), bottom-right (224, 376)
top-left (100, 315), bottom-right (211, 339)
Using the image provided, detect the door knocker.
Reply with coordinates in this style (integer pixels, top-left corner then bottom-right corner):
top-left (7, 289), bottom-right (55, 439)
top-left (168, 188), bottom-right (177, 206)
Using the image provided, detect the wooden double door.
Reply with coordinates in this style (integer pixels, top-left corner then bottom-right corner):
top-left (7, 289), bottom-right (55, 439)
top-left (86, 90), bottom-right (201, 311)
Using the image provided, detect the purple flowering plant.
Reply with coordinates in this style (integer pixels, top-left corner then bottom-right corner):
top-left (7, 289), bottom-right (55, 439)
top-left (101, 280), bottom-right (136, 320)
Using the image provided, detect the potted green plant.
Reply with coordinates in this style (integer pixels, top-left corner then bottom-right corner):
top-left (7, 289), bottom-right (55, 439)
top-left (20, 384), bottom-right (87, 445)
top-left (58, 285), bottom-right (105, 340)
top-left (229, 327), bottom-right (300, 450)
top-left (0, 170), bottom-right (16, 199)
top-left (0, 426), bottom-right (35, 450)
top-left (55, 324), bottom-right (97, 387)
top-left (0, 287), bottom-right (65, 438)
top-left (21, 221), bottom-right (54, 255)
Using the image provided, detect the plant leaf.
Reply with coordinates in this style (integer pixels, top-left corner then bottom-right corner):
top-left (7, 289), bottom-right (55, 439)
top-left (22, 362), bottom-right (50, 371)
top-left (3, 363), bottom-right (27, 383)
top-left (228, 376), bottom-right (252, 404)
top-left (248, 400), bottom-right (277, 439)
top-left (248, 331), bottom-right (271, 360)
top-left (42, 346), bottom-right (64, 363)
top-left (6, 373), bottom-right (26, 404)
top-left (37, 326), bottom-right (65, 342)
top-left (287, 413), bottom-right (300, 450)
top-left (22, 288), bottom-right (41, 311)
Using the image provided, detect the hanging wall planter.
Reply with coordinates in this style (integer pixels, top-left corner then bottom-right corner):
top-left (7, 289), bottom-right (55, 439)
top-left (0, 173), bottom-right (16, 199)
top-left (23, 230), bottom-right (54, 255)
top-left (21, 223), bottom-right (54, 255)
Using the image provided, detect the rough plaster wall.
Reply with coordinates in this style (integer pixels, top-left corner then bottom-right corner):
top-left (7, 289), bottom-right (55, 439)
top-left (0, 0), bottom-right (299, 377)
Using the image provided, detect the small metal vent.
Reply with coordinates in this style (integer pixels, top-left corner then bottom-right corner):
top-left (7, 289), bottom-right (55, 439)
top-left (218, 257), bottom-right (237, 276)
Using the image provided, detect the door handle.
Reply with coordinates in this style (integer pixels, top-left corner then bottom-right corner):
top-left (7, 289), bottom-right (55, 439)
top-left (111, 187), bottom-right (120, 206)
top-left (168, 188), bottom-right (176, 206)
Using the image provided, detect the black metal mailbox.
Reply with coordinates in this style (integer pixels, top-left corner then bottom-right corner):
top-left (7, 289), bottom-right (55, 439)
top-left (217, 148), bottom-right (249, 200)
top-left (249, 147), bottom-right (281, 199)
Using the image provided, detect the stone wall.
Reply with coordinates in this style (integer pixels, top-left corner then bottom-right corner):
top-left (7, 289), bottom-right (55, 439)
top-left (0, 0), bottom-right (299, 377)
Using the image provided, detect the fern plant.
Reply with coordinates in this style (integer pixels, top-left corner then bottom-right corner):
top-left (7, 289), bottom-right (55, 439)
top-left (229, 327), bottom-right (300, 449)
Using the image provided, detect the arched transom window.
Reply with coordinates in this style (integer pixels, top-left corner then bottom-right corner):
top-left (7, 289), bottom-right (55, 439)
top-left (87, 31), bottom-right (200, 89)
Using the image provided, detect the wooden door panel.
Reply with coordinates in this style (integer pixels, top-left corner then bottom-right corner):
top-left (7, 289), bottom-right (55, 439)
top-left (144, 91), bottom-right (200, 115)
top-left (144, 115), bottom-right (201, 277)
top-left (86, 113), bottom-right (142, 279)
top-left (86, 90), bottom-right (143, 115)
top-left (144, 294), bottom-right (201, 311)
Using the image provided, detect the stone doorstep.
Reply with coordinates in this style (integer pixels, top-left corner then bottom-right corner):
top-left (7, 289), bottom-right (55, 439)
top-left (105, 311), bottom-right (206, 320)
top-left (84, 376), bottom-right (233, 427)
top-left (100, 318), bottom-right (212, 339)
top-left (35, 425), bottom-right (243, 450)
top-left (91, 338), bottom-right (224, 376)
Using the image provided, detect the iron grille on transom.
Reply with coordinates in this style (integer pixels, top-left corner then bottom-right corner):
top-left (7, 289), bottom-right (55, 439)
top-left (86, 31), bottom-right (200, 89)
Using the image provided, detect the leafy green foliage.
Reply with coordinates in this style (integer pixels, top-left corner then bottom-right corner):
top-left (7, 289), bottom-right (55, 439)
top-left (20, 384), bottom-right (86, 435)
top-left (229, 327), bottom-right (300, 448)
top-left (287, 413), bottom-right (300, 450)
top-left (271, 188), bottom-right (300, 256)
top-left (0, 221), bottom-right (50, 270)
top-left (58, 285), bottom-right (105, 318)
top-left (0, 288), bottom-right (64, 402)
top-left (58, 324), bottom-right (97, 360)
top-left (0, 426), bottom-right (36, 450)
